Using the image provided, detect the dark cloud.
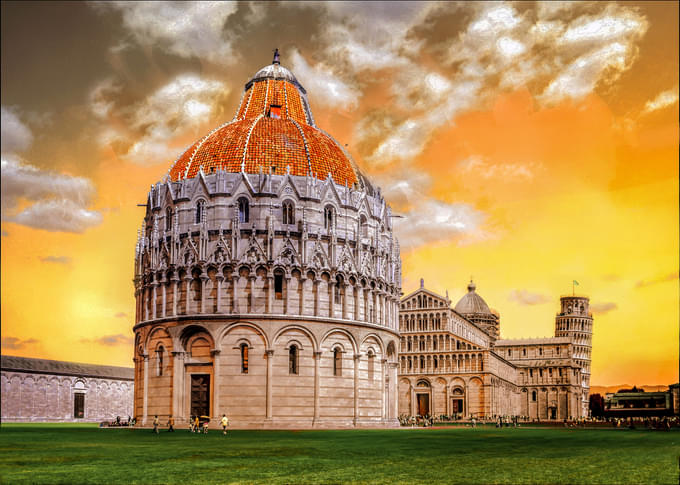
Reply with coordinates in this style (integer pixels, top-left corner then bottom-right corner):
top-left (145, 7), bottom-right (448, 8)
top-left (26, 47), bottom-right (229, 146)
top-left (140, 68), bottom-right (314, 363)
top-left (636, 271), bottom-right (679, 288)
top-left (39, 255), bottom-right (71, 264)
top-left (81, 334), bottom-right (133, 346)
top-left (508, 289), bottom-right (551, 305)
top-left (1, 337), bottom-right (39, 350)
top-left (590, 302), bottom-right (618, 314)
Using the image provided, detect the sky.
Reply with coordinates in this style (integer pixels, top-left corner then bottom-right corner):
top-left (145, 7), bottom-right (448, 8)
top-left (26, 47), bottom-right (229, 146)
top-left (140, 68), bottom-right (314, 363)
top-left (1, 1), bottom-right (677, 387)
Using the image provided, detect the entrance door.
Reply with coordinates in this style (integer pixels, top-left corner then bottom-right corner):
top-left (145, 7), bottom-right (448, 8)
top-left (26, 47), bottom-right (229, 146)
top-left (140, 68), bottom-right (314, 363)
top-left (190, 374), bottom-right (210, 417)
top-left (451, 398), bottom-right (463, 415)
top-left (74, 393), bottom-right (85, 418)
top-left (549, 407), bottom-right (556, 420)
top-left (417, 393), bottom-right (430, 416)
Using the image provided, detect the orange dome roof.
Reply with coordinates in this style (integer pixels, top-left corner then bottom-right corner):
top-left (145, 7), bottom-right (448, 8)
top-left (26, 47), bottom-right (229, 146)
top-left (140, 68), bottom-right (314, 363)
top-left (168, 60), bottom-right (358, 186)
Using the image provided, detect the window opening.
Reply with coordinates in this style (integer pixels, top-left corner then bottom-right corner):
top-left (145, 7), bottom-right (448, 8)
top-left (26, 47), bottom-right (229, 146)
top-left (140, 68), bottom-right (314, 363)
top-left (289, 345), bottom-right (298, 375)
top-left (240, 343), bottom-right (249, 374)
top-left (238, 198), bottom-right (249, 223)
top-left (196, 200), bottom-right (205, 224)
top-left (274, 273), bottom-right (284, 300)
top-left (333, 348), bottom-right (342, 376)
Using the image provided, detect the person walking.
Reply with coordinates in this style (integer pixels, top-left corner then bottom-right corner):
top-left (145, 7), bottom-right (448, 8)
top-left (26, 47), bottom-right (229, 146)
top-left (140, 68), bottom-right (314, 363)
top-left (152, 415), bottom-right (159, 434)
top-left (221, 414), bottom-right (229, 436)
top-left (167, 415), bottom-right (175, 432)
top-left (193, 415), bottom-right (200, 433)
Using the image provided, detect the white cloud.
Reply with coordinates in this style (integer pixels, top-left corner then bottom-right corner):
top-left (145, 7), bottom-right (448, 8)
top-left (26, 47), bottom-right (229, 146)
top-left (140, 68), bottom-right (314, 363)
top-left (92, 74), bottom-right (229, 165)
top-left (458, 156), bottom-right (540, 181)
top-left (96, 1), bottom-right (239, 64)
top-left (289, 50), bottom-right (357, 110)
top-left (1, 107), bottom-right (33, 154)
top-left (508, 289), bottom-right (551, 305)
top-left (1, 156), bottom-right (103, 233)
top-left (642, 87), bottom-right (679, 114)
top-left (541, 42), bottom-right (630, 102)
top-left (394, 198), bottom-right (485, 250)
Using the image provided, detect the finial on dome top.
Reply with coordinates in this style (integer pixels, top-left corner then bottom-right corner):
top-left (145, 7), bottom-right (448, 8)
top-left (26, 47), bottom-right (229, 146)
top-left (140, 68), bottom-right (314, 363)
top-left (273, 48), bottom-right (280, 65)
top-left (467, 279), bottom-right (476, 292)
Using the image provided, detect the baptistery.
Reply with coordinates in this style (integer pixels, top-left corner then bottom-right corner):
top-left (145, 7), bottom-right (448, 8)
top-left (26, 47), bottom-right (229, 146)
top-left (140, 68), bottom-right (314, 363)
top-left (132, 53), bottom-right (401, 428)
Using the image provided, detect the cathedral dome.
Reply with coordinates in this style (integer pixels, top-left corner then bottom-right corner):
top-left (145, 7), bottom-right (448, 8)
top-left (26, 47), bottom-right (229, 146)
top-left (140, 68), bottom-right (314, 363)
top-left (167, 56), bottom-right (358, 187)
top-left (454, 280), bottom-right (492, 315)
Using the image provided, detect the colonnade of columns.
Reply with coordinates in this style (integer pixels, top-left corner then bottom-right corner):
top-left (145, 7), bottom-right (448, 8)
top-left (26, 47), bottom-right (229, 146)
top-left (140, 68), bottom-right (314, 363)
top-left (136, 271), bottom-right (400, 331)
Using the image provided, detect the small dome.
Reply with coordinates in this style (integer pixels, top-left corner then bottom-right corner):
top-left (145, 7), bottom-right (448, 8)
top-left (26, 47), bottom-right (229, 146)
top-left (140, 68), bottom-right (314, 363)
top-left (246, 64), bottom-right (303, 92)
top-left (454, 280), bottom-right (492, 315)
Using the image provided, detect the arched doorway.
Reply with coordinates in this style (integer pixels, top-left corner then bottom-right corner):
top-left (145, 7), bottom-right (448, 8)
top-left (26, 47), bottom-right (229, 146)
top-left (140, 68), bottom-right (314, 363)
top-left (415, 379), bottom-right (431, 416)
top-left (451, 387), bottom-right (465, 417)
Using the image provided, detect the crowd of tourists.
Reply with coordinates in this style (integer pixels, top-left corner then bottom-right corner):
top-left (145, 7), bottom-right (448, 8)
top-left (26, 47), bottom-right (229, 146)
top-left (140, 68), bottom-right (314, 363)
top-left (149, 414), bottom-right (230, 435)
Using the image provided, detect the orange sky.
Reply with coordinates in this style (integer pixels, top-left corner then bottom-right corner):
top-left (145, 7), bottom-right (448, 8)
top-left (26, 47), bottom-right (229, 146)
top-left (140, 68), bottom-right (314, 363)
top-left (1, 1), bottom-right (678, 386)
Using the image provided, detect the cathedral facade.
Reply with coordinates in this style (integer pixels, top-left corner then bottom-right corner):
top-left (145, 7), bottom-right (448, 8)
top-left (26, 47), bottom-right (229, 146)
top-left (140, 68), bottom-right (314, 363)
top-left (132, 57), bottom-right (401, 428)
top-left (398, 280), bottom-right (592, 420)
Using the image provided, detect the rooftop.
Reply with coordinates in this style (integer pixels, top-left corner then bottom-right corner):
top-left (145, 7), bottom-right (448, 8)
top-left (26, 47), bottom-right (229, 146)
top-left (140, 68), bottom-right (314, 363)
top-left (1, 355), bottom-right (134, 381)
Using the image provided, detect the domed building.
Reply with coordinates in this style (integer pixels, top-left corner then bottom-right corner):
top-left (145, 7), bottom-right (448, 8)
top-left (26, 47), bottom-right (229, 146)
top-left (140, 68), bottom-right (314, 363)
top-left (132, 53), bottom-right (401, 428)
top-left (453, 280), bottom-right (500, 341)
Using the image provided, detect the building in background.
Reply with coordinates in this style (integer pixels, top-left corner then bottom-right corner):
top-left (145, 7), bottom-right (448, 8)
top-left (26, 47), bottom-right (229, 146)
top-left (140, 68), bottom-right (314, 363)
top-left (398, 280), bottom-right (592, 419)
top-left (132, 54), bottom-right (401, 429)
top-left (1, 355), bottom-right (133, 422)
top-left (604, 386), bottom-right (678, 417)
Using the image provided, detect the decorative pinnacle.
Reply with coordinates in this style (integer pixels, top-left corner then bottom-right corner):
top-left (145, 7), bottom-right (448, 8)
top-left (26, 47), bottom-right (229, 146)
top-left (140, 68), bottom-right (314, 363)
top-left (273, 48), bottom-right (280, 65)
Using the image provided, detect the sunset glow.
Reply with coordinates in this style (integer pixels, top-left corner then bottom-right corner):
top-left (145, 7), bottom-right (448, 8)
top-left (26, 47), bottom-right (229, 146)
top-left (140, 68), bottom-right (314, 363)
top-left (1, 1), bottom-right (677, 387)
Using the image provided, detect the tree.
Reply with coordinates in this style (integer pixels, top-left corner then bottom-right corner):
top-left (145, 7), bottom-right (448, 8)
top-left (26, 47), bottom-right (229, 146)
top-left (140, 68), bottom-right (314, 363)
top-left (589, 393), bottom-right (605, 417)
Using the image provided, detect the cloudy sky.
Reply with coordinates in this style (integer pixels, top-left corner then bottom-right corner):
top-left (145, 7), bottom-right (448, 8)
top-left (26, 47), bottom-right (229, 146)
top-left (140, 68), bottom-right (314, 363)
top-left (1, 1), bottom-right (677, 386)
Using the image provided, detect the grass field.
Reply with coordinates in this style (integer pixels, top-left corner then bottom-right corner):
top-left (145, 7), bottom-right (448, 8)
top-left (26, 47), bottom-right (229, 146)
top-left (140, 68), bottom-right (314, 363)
top-left (0, 424), bottom-right (677, 484)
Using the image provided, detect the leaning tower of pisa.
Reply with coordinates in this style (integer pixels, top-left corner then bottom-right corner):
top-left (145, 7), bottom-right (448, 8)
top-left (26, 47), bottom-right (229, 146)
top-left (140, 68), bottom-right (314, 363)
top-left (554, 296), bottom-right (593, 417)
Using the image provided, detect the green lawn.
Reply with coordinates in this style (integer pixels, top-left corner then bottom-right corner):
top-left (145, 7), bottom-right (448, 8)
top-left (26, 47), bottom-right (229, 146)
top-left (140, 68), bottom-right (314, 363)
top-left (0, 424), bottom-right (677, 484)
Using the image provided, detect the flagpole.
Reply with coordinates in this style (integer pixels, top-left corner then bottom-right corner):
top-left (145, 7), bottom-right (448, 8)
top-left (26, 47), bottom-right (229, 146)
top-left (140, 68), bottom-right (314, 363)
top-left (572, 280), bottom-right (574, 296)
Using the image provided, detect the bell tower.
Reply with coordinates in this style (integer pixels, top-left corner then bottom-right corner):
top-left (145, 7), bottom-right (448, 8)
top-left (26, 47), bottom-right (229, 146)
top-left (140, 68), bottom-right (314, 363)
top-left (555, 295), bottom-right (593, 417)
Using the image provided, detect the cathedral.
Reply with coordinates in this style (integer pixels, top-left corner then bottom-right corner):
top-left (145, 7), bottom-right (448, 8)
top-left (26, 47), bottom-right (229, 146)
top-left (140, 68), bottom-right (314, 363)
top-left (132, 54), bottom-right (401, 428)
top-left (398, 280), bottom-right (592, 420)
top-left (132, 53), bottom-right (592, 428)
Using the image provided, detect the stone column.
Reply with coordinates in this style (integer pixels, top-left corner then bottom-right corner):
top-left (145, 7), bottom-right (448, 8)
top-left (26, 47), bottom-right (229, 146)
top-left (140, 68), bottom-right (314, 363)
top-left (215, 275), bottom-right (223, 313)
top-left (151, 282), bottom-right (158, 320)
top-left (299, 276), bottom-right (307, 315)
top-left (381, 359), bottom-right (387, 419)
top-left (142, 354), bottom-right (149, 425)
top-left (353, 353), bottom-right (361, 425)
top-left (161, 280), bottom-right (167, 317)
top-left (410, 383), bottom-right (416, 416)
top-left (314, 279), bottom-right (321, 317)
top-left (247, 275), bottom-right (256, 313)
top-left (329, 281), bottom-right (336, 318)
top-left (354, 286), bottom-right (361, 321)
top-left (231, 272), bottom-right (239, 314)
top-left (212, 349), bottom-right (221, 417)
top-left (313, 351), bottom-right (322, 424)
top-left (265, 349), bottom-right (274, 419)
top-left (284, 276), bottom-right (291, 315)
top-left (342, 284), bottom-right (348, 320)
top-left (266, 275), bottom-right (274, 314)
top-left (200, 276), bottom-right (208, 314)
top-left (171, 276), bottom-right (179, 316)
top-left (144, 287), bottom-right (149, 321)
top-left (172, 351), bottom-right (184, 420)
top-left (183, 276), bottom-right (191, 314)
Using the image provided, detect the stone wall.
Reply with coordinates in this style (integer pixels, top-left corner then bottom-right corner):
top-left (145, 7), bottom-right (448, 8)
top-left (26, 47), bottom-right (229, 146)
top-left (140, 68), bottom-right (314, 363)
top-left (1, 371), bottom-right (133, 422)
